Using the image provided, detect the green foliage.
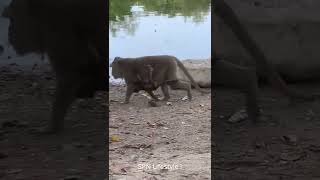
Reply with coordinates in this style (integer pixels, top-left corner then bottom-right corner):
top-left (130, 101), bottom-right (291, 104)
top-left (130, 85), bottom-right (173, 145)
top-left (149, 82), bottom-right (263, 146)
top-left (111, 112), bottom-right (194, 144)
top-left (109, 0), bottom-right (134, 22)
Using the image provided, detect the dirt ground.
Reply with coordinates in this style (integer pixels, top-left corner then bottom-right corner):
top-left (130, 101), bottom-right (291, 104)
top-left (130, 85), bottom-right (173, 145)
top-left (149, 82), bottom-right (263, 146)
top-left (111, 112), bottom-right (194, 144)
top-left (0, 66), bottom-right (107, 180)
top-left (108, 84), bottom-right (211, 180)
top-left (214, 82), bottom-right (320, 180)
top-left (4, 63), bottom-right (320, 180)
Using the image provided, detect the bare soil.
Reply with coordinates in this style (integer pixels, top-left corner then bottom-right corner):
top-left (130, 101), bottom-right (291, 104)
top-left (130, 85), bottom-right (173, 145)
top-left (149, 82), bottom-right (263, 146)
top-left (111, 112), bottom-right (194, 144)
top-left (4, 64), bottom-right (320, 180)
top-left (214, 82), bottom-right (320, 180)
top-left (108, 84), bottom-right (211, 180)
top-left (0, 66), bottom-right (107, 180)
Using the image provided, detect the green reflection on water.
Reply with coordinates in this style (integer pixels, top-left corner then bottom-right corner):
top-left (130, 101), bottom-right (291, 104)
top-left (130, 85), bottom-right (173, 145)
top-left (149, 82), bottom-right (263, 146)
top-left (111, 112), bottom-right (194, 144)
top-left (109, 0), bottom-right (211, 36)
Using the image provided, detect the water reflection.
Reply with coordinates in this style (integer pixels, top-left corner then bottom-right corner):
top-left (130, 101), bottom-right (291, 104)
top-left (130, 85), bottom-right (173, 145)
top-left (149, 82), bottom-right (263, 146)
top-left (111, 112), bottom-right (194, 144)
top-left (109, 0), bottom-right (211, 61)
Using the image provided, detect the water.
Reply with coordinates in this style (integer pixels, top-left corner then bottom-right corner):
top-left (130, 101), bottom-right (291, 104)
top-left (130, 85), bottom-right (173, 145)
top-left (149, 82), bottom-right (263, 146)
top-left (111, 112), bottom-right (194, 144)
top-left (109, 1), bottom-right (211, 61)
top-left (109, 0), bottom-right (211, 83)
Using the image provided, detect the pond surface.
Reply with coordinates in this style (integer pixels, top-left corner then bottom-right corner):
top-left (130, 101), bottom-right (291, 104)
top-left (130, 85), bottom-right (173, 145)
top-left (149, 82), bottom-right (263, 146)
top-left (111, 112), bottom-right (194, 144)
top-left (109, 0), bottom-right (211, 63)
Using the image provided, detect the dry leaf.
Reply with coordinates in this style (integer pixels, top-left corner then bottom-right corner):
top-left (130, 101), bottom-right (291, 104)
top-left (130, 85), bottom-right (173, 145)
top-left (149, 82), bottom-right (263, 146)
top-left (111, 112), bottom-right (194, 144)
top-left (111, 135), bottom-right (120, 142)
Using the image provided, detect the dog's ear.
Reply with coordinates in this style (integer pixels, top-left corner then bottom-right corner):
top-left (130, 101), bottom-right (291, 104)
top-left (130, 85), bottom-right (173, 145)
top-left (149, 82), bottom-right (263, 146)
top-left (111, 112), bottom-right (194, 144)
top-left (114, 57), bottom-right (121, 61)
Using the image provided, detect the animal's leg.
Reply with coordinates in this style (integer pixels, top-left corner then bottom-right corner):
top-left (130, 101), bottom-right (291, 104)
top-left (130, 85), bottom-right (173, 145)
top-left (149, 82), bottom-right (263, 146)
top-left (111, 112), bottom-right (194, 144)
top-left (243, 68), bottom-right (260, 123)
top-left (44, 78), bottom-right (77, 133)
top-left (146, 90), bottom-right (159, 101)
top-left (213, 60), bottom-right (260, 122)
top-left (161, 84), bottom-right (170, 101)
top-left (167, 80), bottom-right (192, 101)
top-left (124, 84), bottom-right (135, 104)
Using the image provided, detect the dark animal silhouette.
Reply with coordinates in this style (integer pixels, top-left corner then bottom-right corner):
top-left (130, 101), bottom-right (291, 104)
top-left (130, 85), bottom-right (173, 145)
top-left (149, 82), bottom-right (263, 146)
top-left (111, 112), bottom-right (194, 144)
top-left (3, 0), bottom-right (107, 133)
